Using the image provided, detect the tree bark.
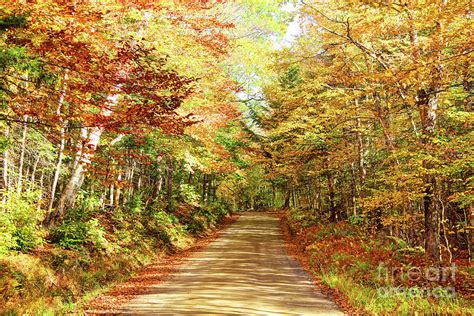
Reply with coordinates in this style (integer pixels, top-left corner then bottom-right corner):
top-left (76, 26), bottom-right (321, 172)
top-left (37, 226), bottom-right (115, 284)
top-left (49, 90), bottom-right (120, 225)
top-left (356, 116), bottom-right (366, 185)
top-left (17, 115), bottom-right (28, 193)
top-left (29, 155), bottom-right (39, 191)
top-left (468, 205), bottom-right (474, 262)
top-left (166, 155), bottom-right (174, 210)
top-left (416, 0), bottom-right (445, 260)
top-left (418, 87), bottom-right (441, 261)
top-left (202, 174), bottom-right (208, 202)
top-left (109, 184), bottom-right (114, 206)
top-left (283, 190), bottom-right (290, 209)
top-left (47, 72), bottom-right (68, 215)
top-left (207, 174), bottom-right (213, 203)
top-left (2, 126), bottom-right (10, 194)
top-left (327, 172), bottom-right (337, 222)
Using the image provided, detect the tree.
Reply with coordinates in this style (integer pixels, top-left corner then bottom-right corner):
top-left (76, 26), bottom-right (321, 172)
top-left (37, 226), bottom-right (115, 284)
top-left (255, 0), bottom-right (473, 262)
top-left (0, 0), bottom-right (235, 224)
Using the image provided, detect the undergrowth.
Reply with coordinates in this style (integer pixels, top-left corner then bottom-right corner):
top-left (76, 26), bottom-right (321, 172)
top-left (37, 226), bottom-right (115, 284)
top-left (0, 193), bottom-right (231, 314)
top-left (284, 208), bottom-right (474, 315)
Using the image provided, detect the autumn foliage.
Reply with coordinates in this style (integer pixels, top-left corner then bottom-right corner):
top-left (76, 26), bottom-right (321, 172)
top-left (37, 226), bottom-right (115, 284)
top-left (0, 0), bottom-right (472, 314)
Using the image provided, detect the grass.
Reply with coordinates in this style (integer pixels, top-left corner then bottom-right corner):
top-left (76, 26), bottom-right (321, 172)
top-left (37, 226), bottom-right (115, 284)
top-left (321, 271), bottom-right (472, 315)
top-left (0, 244), bottom-right (159, 314)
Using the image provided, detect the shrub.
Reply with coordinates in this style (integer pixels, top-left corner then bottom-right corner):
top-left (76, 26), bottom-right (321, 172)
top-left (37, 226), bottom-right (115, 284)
top-left (51, 221), bottom-right (88, 250)
top-left (126, 193), bottom-right (144, 214)
top-left (289, 208), bottom-right (319, 228)
top-left (0, 190), bottom-right (44, 252)
top-left (84, 218), bottom-right (111, 251)
top-left (179, 184), bottom-right (201, 206)
top-left (0, 215), bottom-right (16, 254)
top-left (51, 218), bottom-right (110, 251)
top-left (348, 214), bottom-right (364, 225)
top-left (145, 210), bottom-right (189, 249)
top-left (75, 191), bottom-right (101, 216)
top-left (186, 203), bottom-right (230, 234)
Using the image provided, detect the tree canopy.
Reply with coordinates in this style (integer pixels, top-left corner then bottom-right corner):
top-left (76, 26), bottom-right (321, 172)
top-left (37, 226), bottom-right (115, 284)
top-left (0, 0), bottom-right (472, 314)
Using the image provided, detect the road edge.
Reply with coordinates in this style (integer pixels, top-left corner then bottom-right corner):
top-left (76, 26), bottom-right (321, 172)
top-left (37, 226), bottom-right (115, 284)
top-left (84, 213), bottom-right (240, 315)
top-left (276, 211), bottom-right (353, 315)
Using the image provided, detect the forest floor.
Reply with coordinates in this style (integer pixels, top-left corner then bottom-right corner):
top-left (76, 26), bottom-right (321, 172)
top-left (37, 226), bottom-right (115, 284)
top-left (87, 212), bottom-right (342, 315)
top-left (280, 209), bottom-right (474, 315)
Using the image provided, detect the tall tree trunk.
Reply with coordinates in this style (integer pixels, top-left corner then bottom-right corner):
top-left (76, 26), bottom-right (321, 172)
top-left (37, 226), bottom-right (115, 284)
top-left (423, 172), bottom-right (440, 261)
top-left (156, 173), bottom-right (163, 198)
top-left (47, 72), bottom-right (68, 215)
top-left (374, 100), bottom-right (396, 150)
top-left (351, 162), bottom-right (358, 217)
top-left (207, 174), bottom-right (213, 203)
top-left (202, 174), bottom-right (208, 202)
top-left (356, 116), bottom-right (366, 185)
top-left (109, 185), bottom-right (114, 206)
top-left (271, 185), bottom-right (276, 208)
top-left (468, 204), bottom-right (474, 262)
top-left (50, 90), bottom-right (120, 225)
top-left (37, 171), bottom-right (44, 211)
top-left (314, 179), bottom-right (321, 210)
top-left (327, 172), bottom-right (337, 222)
top-left (416, 1), bottom-right (446, 261)
top-left (114, 173), bottom-right (122, 207)
top-left (166, 155), bottom-right (174, 210)
top-left (323, 156), bottom-right (337, 222)
top-left (283, 190), bottom-right (290, 209)
top-left (29, 155), bottom-right (40, 191)
top-left (124, 159), bottom-right (134, 204)
top-left (17, 115), bottom-right (28, 193)
top-left (2, 126), bottom-right (10, 194)
top-left (418, 87), bottom-right (441, 261)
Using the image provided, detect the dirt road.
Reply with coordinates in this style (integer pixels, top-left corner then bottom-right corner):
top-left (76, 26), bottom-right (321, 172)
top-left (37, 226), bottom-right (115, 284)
top-left (120, 212), bottom-right (343, 315)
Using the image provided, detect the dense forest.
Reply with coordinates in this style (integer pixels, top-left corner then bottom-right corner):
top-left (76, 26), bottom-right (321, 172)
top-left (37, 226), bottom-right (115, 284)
top-left (0, 0), bottom-right (472, 314)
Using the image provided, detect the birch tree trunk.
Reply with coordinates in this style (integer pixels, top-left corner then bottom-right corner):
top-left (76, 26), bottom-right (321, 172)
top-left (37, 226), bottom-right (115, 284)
top-left (29, 155), bottom-right (40, 191)
top-left (166, 155), bottom-right (174, 210)
top-left (47, 72), bottom-right (68, 214)
top-left (2, 126), bottom-right (10, 193)
top-left (17, 115), bottom-right (28, 193)
top-left (48, 90), bottom-right (120, 225)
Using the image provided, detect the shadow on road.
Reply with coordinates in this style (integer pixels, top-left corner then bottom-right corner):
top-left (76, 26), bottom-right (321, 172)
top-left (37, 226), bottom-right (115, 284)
top-left (121, 213), bottom-right (342, 315)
